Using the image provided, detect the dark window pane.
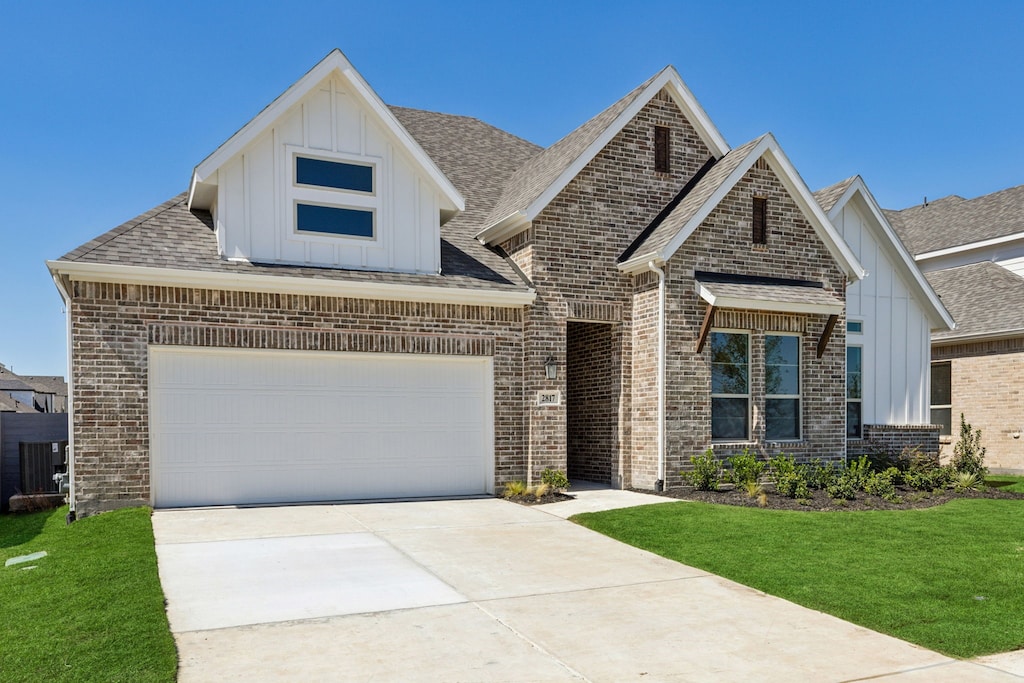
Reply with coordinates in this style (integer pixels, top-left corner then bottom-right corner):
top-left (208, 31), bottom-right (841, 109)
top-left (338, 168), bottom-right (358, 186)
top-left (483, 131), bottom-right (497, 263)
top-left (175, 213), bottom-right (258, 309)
top-left (711, 332), bottom-right (748, 394)
top-left (847, 321), bottom-right (863, 333)
top-left (847, 402), bottom-right (862, 438)
top-left (654, 126), bottom-right (670, 173)
top-left (712, 398), bottom-right (748, 440)
top-left (931, 362), bottom-right (951, 405)
top-left (765, 335), bottom-right (799, 395)
top-left (932, 407), bottom-right (952, 437)
top-left (847, 347), bottom-right (862, 399)
top-left (752, 196), bottom-right (767, 244)
top-left (296, 204), bottom-right (374, 237)
top-left (847, 373), bottom-right (862, 400)
top-left (296, 157), bottom-right (373, 193)
top-left (766, 398), bottom-right (800, 440)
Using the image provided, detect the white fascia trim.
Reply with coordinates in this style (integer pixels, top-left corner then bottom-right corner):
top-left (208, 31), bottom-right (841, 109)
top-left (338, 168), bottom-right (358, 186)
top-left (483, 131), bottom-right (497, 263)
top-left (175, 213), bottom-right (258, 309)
top-left (46, 260), bottom-right (535, 308)
top-left (828, 178), bottom-right (955, 331)
top-left (477, 67), bottom-right (731, 244)
top-left (188, 49), bottom-right (464, 213)
top-left (915, 232), bottom-right (1024, 262)
top-left (933, 329), bottom-right (1024, 346)
top-left (697, 282), bottom-right (843, 316)
top-left (474, 211), bottom-right (530, 245)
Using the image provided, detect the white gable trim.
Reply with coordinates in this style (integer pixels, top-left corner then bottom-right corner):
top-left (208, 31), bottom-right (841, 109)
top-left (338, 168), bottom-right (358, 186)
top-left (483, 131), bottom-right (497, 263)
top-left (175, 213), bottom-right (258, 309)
top-left (620, 135), bottom-right (866, 282)
top-left (826, 177), bottom-right (955, 331)
top-left (476, 67), bottom-right (730, 247)
top-left (47, 260), bottom-right (534, 308)
top-left (188, 49), bottom-right (464, 214)
top-left (915, 232), bottom-right (1024, 263)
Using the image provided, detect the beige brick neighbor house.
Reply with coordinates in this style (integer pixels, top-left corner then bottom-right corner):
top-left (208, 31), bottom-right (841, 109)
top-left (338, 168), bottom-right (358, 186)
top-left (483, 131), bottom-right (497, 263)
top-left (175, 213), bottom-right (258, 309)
top-left (49, 50), bottom-right (953, 516)
top-left (888, 185), bottom-right (1024, 473)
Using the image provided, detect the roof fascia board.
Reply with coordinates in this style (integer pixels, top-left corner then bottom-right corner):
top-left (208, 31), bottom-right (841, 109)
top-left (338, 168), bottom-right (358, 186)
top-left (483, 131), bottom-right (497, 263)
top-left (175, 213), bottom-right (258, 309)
top-left (520, 68), bottom-right (730, 226)
top-left (829, 178), bottom-right (955, 331)
top-left (189, 49), bottom-right (464, 213)
top-left (915, 232), bottom-right (1024, 262)
top-left (697, 283), bottom-right (843, 316)
top-left (474, 211), bottom-right (530, 245)
top-left (46, 260), bottom-right (535, 308)
top-left (933, 329), bottom-right (1024, 345)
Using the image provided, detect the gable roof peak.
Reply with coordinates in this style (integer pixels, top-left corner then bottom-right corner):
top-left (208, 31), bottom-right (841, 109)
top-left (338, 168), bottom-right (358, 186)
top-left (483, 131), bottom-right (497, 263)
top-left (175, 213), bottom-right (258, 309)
top-left (475, 65), bottom-right (730, 245)
top-left (188, 48), bottom-right (464, 214)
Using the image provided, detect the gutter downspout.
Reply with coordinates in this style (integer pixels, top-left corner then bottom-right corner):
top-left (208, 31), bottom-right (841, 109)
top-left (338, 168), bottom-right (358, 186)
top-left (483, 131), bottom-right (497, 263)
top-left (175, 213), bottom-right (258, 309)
top-left (51, 272), bottom-right (75, 520)
top-left (648, 261), bottom-right (666, 492)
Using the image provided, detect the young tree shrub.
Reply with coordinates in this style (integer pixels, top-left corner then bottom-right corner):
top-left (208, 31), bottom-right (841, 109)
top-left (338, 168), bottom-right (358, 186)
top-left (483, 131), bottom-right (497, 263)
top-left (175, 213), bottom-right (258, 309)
top-left (684, 449), bottom-right (722, 491)
top-left (951, 414), bottom-right (988, 477)
top-left (728, 449), bottom-right (764, 487)
top-left (540, 468), bottom-right (570, 491)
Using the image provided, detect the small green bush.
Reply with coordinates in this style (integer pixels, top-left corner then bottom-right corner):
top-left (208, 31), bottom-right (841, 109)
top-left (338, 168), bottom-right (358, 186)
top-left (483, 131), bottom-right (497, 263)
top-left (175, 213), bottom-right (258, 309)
top-left (728, 449), bottom-right (765, 487)
top-left (827, 474), bottom-right (857, 501)
top-left (953, 471), bottom-right (982, 493)
top-left (952, 414), bottom-right (988, 477)
top-left (805, 459), bottom-right (838, 491)
top-left (904, 465), bottom-right (954, 491)
top-left (864, 467), bottom-right (901, 503)
top-left (503, 481), bottom-right (527, 498)
top-left (768, 454), bottom-right (810, 499)
top-left (685, 449), bottom-right (723, 491)
top-left (845, 455), bottom-right (873, 491)
top-left (540, 468), bottom-right (570, 491)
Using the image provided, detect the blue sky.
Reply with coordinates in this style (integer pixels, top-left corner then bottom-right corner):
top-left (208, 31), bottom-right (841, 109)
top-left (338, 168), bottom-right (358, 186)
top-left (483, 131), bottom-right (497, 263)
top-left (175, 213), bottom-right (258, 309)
top-left (2, 1), bottom-right (1022, 375)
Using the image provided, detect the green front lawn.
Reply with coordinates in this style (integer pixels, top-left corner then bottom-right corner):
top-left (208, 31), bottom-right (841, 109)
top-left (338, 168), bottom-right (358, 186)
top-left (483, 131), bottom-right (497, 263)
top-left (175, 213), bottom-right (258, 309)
top-left (986, 475), bottom-right (1024, 493)
top-left (0, 506), bottom-right (176, 682)
top-left (574, 499), bottom-right (1024, 658)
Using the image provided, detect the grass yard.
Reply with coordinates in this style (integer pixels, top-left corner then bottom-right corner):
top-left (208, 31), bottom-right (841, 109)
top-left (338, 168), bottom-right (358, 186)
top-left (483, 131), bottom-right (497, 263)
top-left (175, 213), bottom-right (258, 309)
top-left (574, 499), bottom-right (1024, 658)
top-left (0, 506), bottom-right (176, 682)
top-left (986, 475), bottom-right (1024, 494)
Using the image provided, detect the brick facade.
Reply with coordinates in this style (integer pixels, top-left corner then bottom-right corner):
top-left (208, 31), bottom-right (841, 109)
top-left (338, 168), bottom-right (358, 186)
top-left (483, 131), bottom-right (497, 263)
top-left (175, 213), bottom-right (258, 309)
top-left (848, 424), bottom-right (940, 461)
top-left (933, 339), bottom-right (1024, 473)
top-left (69, 281), bottom-right (525, 515)
top-left (566, 322), bottom-right (616, 483)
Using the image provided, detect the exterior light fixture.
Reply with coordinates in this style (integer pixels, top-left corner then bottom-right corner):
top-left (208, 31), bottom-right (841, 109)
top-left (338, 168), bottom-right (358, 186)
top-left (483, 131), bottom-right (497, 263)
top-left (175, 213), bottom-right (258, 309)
top-left (544, 356), bottom-right (557, 380)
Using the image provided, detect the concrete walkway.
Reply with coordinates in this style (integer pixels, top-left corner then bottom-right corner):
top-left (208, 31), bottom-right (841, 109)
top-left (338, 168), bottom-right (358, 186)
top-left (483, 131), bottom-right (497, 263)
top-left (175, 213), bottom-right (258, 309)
top-left (152, 492), bottom-right (1023, 682)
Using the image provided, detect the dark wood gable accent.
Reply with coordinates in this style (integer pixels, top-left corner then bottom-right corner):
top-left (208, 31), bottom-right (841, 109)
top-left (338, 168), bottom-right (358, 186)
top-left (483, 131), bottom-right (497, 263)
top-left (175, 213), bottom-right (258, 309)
top-left (654, 126), bottom-right (670, 173)
top-left (752, 196), bottom-right (767, 244)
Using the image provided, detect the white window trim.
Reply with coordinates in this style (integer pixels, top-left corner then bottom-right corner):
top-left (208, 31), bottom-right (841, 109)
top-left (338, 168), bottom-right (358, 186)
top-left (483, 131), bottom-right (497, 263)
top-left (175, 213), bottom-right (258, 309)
top-left (847, 345), bottom-right (864, 439)
top-left (710, 328), bottom-right (752, 443)
top-left (284, 145), bottom-right (383, 244)
top-left (930, 360), bottom-right (953, 437)
top-left (765, 332), bottom-right (802, 442)
top-left (847, 319), bottom-right (864, 334)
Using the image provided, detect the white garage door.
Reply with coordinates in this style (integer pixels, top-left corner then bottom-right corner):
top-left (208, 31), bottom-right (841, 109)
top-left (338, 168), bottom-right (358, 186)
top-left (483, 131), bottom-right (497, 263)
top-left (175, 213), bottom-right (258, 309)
top-left (149, 347), bottom-right (494, 508)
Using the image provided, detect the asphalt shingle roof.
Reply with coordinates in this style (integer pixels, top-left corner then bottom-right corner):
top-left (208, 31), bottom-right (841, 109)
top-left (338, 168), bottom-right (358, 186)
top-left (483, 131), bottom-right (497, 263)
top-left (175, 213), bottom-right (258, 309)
top-left (700, 280), bottom-right (843, 310)
top-left (60, 107), bottom-right (544, 294)
top-left (483, 71), bottom-right (662, 227)
top-left (925, 261), bottom-right (1024, 341)
top-left (812, 176), bottom-right (857, 214)
top-left (885, 185), bottom-right (1024, 256)
top-left (621, 135), bottom-right (766, 263)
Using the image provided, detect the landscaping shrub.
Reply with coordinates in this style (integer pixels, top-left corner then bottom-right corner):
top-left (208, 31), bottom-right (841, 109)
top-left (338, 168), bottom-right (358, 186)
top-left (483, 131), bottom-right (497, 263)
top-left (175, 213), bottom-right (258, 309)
top-left (845, 455), bottom-right (872, 491)
top-left (864, 467), bottom-right (902, 503)
top-left (805, 459), bottom-right (838, 490)
top-left (728, 449), bottom-right (764, 487)
top-left (951, 414), bottom-right (988, 477)
top-left (503, 481), bottom-right (527, 498)
top-left (826, 474), bottom-right (858, 501)
top-left (684, 449), bottom-right (723, 491)
top-left (540, 468), bottom-right (570, 491)
top-left (953, 471), bottom-right (982, 493)
top-left (768, 454), bottom-right (810, 499)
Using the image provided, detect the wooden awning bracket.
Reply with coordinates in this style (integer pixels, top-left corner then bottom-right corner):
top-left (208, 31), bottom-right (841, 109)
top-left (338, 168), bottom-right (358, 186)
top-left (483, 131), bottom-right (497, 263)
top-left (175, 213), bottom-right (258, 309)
top-left (696, 305), bottom-right (717, 353)
top-left (817, 314), bottom-right (839, 358)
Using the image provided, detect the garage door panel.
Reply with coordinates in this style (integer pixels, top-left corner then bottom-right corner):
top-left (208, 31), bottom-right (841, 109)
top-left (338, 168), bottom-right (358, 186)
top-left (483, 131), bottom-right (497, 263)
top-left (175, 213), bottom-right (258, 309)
top-left (150, 348), bottom-right (493, 508)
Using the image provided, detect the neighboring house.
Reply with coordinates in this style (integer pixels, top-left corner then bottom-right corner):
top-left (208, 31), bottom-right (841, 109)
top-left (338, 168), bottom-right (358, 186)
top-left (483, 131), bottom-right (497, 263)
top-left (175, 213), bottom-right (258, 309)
top-left (48, 49), bottom-right (944, 516)
top-left (0, 364), bottom-right (69, 510)
top-left (887, 185), bottom-right (1024, 473)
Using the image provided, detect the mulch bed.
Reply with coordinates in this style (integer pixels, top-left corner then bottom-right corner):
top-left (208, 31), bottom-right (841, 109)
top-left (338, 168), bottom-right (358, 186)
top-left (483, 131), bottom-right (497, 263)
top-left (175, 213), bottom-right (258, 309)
top-left (502, 492), bottom-right (574, 505)
top-left (645, 484), bottom-right (1024, 511)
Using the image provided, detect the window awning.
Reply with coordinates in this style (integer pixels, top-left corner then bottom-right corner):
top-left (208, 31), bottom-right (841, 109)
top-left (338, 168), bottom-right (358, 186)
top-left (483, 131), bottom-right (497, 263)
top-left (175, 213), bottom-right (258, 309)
top-left (696, 280), bottom-right (844, 316)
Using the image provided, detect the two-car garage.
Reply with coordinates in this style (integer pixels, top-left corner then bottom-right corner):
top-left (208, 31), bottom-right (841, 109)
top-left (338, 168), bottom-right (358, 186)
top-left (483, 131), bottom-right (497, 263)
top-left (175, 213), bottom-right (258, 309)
top-left (148, 347), bottom-right (494, 508)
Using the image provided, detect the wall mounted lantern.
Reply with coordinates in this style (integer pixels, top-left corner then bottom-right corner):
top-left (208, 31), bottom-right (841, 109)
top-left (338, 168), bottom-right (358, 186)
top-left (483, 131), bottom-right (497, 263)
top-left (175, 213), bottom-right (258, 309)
top-left (544, 356), bottom-right (558, 380)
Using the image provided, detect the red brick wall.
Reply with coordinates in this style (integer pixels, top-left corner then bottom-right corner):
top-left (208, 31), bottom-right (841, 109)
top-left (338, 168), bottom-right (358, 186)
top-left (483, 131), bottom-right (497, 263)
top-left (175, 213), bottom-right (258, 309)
top-left (68, 282), bottom-right (526, 515)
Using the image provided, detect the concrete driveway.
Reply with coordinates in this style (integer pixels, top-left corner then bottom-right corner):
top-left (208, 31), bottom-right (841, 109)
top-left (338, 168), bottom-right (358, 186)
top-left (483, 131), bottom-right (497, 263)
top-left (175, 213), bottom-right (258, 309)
top-left (153, 497), bottom-right (1021, 682)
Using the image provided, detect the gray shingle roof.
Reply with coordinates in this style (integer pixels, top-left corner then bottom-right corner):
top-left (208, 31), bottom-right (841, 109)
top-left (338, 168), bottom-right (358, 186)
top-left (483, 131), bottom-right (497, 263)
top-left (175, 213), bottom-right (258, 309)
top-left (0, 392), bottom-right (36, 413)
top-left (813, 176), bottom-right (857, 214)
top-left (621, 135), bottom-right (766, 264)
top-left (700, 280), bottom-right (843, 311)
top-left (885, 185), bottom-right (1024, 256)
top-left (0, 378), bottom-right (35, 392)
top-left (59, 107), bottom-right (543, 294)
top-left (925, 261), bottom-right (1024, 341)
top-left (483, 70), bottom-right (663, 227)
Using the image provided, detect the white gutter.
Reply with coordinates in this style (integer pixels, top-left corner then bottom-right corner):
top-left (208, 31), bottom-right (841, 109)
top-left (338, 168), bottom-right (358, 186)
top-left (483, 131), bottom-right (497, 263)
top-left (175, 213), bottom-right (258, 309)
top-left (649, 261), bottom-right (667, 490)
top-left (46, 260), bottom-right (536, 308)
top-left (50, 272), bottom-right (75, 517)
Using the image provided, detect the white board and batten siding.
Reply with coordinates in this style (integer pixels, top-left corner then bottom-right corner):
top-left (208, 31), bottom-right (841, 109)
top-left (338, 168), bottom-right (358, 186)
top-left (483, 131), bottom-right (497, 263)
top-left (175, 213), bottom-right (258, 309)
top-left (834, 195), bottom-right (932, 426)
top-left (214, 73), bottom-right (442, 274)
top-left (149, 347), bottom-right (494, 508)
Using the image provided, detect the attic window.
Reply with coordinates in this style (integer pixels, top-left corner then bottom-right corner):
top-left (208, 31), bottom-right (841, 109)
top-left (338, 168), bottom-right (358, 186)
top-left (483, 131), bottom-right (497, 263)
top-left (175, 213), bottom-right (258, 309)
top-left (296, 203), bottom-right (374, 238)
top-left (752, 196), bottom-right (767, 245)
top-left (654, 126), bottom-right (670, 173)
top-left (296, 156), bottom-right (373, 194)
